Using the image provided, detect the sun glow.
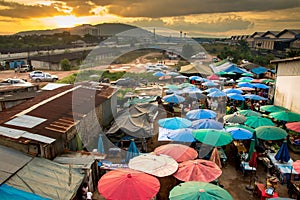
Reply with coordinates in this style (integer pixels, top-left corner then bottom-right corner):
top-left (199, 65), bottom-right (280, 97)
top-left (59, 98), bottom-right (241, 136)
top-left (46, 15), bottom-right (87, 28)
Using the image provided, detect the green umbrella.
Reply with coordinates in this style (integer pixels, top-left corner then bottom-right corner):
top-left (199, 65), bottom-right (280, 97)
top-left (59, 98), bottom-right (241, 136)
top-left (223, 113), bottom-right (247, 124)
top-left (179, 83), bottom-right (195, 88)
top-left (255, 126), bottom-right (288, 140)
top-left (261, 79), bottom-right (275, 84)
top-left (269, 111), bottom-right (300, 122)
top-left (225, 124), bottom-right (255, 133)
top-left (260, 105), bottom-right (288, 113)
top-left (236, 79), bottom-right (252, 83)
top-left (215, 71), bottom-right (227, 76)
top-left (192, 129), bottom-right (233, 146)
top-left (169, 181), bottom-right (233, 200)
top-left (245, 116), bottom-right (275, 128)
top-left (227, 72), bottom-right (236, 75)
top-left (164, 84), bottom-right (179, 90)
top-left (237, 110), bottom-right (262, 117)
top-left (242, 73), bottom-right (254, 77)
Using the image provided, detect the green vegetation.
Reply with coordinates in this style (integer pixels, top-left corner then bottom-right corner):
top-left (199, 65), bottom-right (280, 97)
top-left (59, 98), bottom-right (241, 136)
top-left (60, 59), bottom-right (72, 71)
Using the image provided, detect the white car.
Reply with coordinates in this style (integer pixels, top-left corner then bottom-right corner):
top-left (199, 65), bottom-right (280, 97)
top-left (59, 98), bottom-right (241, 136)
top-left (0, 78), bottom-right (32, 86)
top-left (31, 73), bottom-right (58, 82)
top-left (29, 71), bottom-right (44, 78)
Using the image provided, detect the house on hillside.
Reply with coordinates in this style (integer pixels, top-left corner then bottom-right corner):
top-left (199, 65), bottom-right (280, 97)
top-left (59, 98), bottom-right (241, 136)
top-left (270, 56), bottom-right (300, 113)
top-left (0, 82), bottom-right (118, 159)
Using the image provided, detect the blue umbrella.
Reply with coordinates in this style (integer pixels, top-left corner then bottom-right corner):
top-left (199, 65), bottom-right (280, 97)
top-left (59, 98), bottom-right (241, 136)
top-left (175, 75), bottom-right (188, 79)
top-left (225, 127), bottom-right (253, 140)
top-left (191, 119), bottom-right (223, 130)
top-left (125, 140), bottom-right (140, 163)
top-left (203, 81), bottom-right (218, 87)
top-left (167, 128), bottom-right (196, 142)
top-left (167, 71), bottom-right (180, 76)
top-left (204, 88), bottom-right (220, 93)
top-left (252, 83), bottom-right (269, 89)
top-left (223, 88), bottom-right (243, 94)
top-left (158, 117), bottom-right (192, 130)
top-left (207, 90), bottom-right (226, 97)
top-left (238, 82), bottom-right (254, 88)
top-left (162, 94), bottom-right (185, 103)
top-left (182, 87), bottom-right (202, 93)
top-left (153, 71), bottom-right (166, 77)
top-left (97, 134), bottom-right (105, 154)
top-left (189, 76), bottom-right (201, 80)
top-left (227, 93), bottom-right (245, 101)
top-left (186, 109), bottom-right (217, 120)
top-left (275, 140), bottom-right (290, 163)
top-left (240, 77), bottom-right (254, 80)
top-left (243, 94), bottom-right (267, 101)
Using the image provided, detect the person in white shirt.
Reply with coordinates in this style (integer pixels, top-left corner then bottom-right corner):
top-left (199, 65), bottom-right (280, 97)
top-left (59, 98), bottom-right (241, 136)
top-left (86, 191), bottom-right (93, 200)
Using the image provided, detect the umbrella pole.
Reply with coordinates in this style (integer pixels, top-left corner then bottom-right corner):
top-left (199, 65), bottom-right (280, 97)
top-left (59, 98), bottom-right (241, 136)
top-left (246, 166), bottom-right (255, 190)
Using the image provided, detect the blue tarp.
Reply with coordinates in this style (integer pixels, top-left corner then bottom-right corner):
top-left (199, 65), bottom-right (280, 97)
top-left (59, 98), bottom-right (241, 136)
top-left (0, 184), bottom-right (49, 200)
top-left (223, 65), bottom-right (247, 74)
top-left (9, 61), bottom-right (25, 69)
top-left (251, 66), bottom-right (268, 75)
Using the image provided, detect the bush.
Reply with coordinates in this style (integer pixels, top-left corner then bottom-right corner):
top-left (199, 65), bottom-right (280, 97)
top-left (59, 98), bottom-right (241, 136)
top-left (60, 58), bottom-right (72, 71)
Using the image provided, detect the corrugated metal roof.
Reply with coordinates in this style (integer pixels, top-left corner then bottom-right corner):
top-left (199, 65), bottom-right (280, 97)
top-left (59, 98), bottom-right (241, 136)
top-left (0, 126), bottom-right (26, 139)
top-left (22, 132), bottom-right (56, 144)
top-left (0, 145), bottom-right (33, 184)
top-left (42, 83), bottom-right (71, 91)
top-left (5, 115), bottom-right (47, 128)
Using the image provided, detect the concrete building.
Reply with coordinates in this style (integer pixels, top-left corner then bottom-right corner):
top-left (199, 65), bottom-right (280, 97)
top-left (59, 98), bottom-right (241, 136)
top-left (0, 82), bottom-right (118, 159)
top-left (271, 56), bottom-right (300, 113)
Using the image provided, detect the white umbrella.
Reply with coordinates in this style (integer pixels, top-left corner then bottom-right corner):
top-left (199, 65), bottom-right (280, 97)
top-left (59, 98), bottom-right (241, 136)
top-left (128, 153), bottom-right (178, 177)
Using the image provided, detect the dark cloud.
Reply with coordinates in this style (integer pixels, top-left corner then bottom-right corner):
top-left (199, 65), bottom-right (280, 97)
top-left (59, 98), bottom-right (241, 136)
top-left (54, 0), bottom-right (95, 16)
top-left (90, 0), bottom-right (300, 18)
top-left (0, 0), bottom-right (66, 18)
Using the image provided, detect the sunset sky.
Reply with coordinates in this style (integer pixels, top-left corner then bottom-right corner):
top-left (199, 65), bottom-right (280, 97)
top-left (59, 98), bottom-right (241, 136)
top-left (0, 0), bottom-right (300, 37)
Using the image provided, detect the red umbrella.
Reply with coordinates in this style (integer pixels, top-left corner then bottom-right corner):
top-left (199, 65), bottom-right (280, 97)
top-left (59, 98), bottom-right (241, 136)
top-left (154, 144), bottom-right (198, 163)
top-left (292, 160), bottom-right (300, 173)
top-left (173, 159), bottom-right (222, 182)
top-left (98, 168), bottom-right (160, 200)
top-left (207, 74), bottom-right (220, 80)
top-left (209, 147), bottom-right (222, 169)
top-left (286, 122), bottom-right (300, 133)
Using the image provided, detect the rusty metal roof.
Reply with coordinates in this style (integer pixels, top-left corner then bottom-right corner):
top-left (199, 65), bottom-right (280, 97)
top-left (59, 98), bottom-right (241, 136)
top-left (0, 82), bottom-right (117, 143)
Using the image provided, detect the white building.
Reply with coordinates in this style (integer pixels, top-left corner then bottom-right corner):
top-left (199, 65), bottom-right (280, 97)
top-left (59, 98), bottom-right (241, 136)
top-left (271, 56), bottom-right (300, 113)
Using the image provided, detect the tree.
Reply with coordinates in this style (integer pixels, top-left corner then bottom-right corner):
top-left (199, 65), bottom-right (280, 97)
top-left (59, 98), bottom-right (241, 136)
top-left (60, 58), bottom-right (72, 71)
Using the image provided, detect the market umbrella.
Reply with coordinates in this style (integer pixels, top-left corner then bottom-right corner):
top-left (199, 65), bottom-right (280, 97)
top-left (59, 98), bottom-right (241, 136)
top-left (223, 88), bottom-right (243, 94)
top-left (261, 79), bottom-right (275, 84)
top-left (189, 75), bottom-right (201, 80)
top-left (210, 147), bottom-right (222, 169)
top-left (237, 109), bottom-right (262, 117)
top-left (125, 140), bottom-right (140, 163)
top-left (167, 71), bottom-right (180, 76)
top-left (286, 122), bottom-right (300, 133)
top-left (175, 75), bottom-right (188, 79)
top-left (275, 140), bottom-right (290, 163)
top-left (207, 90), bottom-right (226, 97)
top-left (191, 119), bottom-right (223, 130)
top-left (179, 83), bottom-right (195, 88)
top-left (223, 113), bottom-right (247, 124)
top-left (252, 83), bottom-right (269, 89)
top-left (215, 71), bottom-right (228, 76)
top-left (225, 124), bottom-right (255, 133)
top-left (245, 116), bottom-right (275, 128)
top-left (260, 105), bottom-right (288, 113)
top-left (154, 144), bottom-right (198, 163)
top-left (188, 91), bottom-right (207, 99)
top-left (158, 117), bottom-right (192, 130)
top-left (237, 87), bottom-right (255, 91)
top-left (182, 87), bottom-right (202, 93)
top-left (225, 127), bottom-right (253, 140)
top-left (243, 94), bottom-right (267, 101)
top-left (192, 129), bottom-right (233, 146)
top-left (162, 93), bottom-right (185, 104)
top-left (128, 153), bottom-right (178, 177)
top-left (97, 133), bottom-right (105, 154)
top-left (186, 109), bottom-right (217, 120)
top-left (173, 159), bottom-right (222, 182)
top-left (292, 160), bottom-right (300, 173)
top-left (159, 75), bottom-right (172, 80)
top-left (169, 181), bottom-right (233, 200)
top-left (207, 74), bottom-right (220, 80)
top-left (255, 126), bottom-right (288, 140)
top-left (153, 71), bottom-right (166, 77)
top-left (164, 84), bottom-right (180, 90)
top-left (237, 82), bottom-right (254, 88)
top-left (236, 79), bottom-right (253, 83)
top-left (98, 168), bottom-right (160, 200)
top-left (167, 128), bottom-right (196, 143)
top-left (204, 87), bottom-right (220, 93)
top-left (242, 72), bottom-right (254, 77)
top-left (227, 93), bottom-right (245, 101)
top-left (203, 81), bottom-right (218, 87)
top-left (269, 111), bottom-right (300, 122)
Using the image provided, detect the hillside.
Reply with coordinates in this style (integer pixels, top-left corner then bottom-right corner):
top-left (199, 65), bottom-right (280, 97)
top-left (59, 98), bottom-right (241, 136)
top-left (15, 23), bottom-right (138, 36)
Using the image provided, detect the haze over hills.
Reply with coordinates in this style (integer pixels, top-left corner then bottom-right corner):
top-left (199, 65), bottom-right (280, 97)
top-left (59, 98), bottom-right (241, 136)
top-left (15, 23), bottom-right (138, 37)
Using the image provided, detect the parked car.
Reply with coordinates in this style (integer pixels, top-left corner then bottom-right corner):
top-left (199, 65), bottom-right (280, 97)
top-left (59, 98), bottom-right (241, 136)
top-left (0, 78), bottom-right (32, 86)
top-left (30, 73), bottom-right (58, 82)
top-left (15, 65), bottom-right (29, 73)
top-left (29, 71), bottom-right (44, 78)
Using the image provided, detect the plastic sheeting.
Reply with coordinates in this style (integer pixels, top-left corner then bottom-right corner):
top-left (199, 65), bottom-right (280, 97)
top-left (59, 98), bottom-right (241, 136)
top-left (6, 157), bottom-right (84, 200)
top-left (0, 184), bottom-right (49, 200)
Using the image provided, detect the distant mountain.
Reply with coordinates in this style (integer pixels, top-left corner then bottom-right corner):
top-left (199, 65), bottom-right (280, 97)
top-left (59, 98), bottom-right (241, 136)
top-left (15, 23), bottom-right (138, 36)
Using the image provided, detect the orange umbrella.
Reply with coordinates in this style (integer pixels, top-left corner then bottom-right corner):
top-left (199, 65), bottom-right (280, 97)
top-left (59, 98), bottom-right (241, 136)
top-left (98, 168), bottom-right (160, 200)
top-left (209, 147), bottom-right (222, 169)
top-left (173, 159), bottom-right (222, 182)
top-left (293, 160), bottom-right (300, 173)
top-left (286, 122), bottom-right (300, 133)
top-left (238, 87), bottom-right (255, 91)
top-left (154, 144), bottom-right (198, 163)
